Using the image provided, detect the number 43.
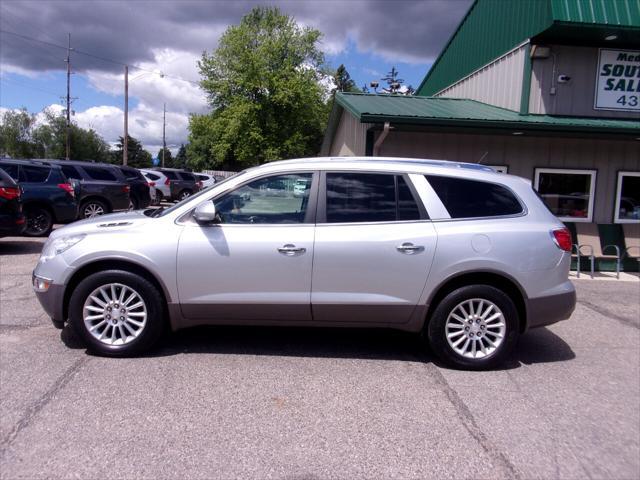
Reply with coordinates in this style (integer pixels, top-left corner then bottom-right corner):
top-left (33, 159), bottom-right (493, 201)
top-left (617, 95), bottom-right (639, 107)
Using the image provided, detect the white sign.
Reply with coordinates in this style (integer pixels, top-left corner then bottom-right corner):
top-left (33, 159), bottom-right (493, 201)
top-left (594, 49), bottom-right (640, 112)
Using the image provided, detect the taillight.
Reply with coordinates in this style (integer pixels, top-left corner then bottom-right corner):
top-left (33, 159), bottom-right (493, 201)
top-left (164, 178), bottom-right (170, 186)
top-left (122, 185), bottom-right (131, 193)
top-left (148, 181), bottom-right (155, 187)
top-left (0, 186), bottom-right (20, 200)
top-left (551, 228), bottom-right (572, 252)
top-left (57, 183), bottom-right (75, 198)
top-left (197, 181), bottom-right (203, 189)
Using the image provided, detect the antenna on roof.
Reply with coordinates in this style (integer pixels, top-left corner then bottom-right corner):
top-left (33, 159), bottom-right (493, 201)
top-left (477, 151), bottom-right (489, 164)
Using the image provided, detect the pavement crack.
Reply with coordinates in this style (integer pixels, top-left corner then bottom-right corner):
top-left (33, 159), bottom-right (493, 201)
top-left (426, 363), bottom-right (521, 480)
top-left (579, 299), bottom-right (639, 330)
top-left (0, 356), bottom-right (89, 453)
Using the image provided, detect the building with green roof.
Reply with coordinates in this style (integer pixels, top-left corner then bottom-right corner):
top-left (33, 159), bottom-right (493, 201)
top-left (322, 0), bottom-right (639, 225)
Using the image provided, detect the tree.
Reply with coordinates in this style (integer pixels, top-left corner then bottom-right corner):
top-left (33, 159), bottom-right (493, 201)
top-left (113, 135), bottom-right (152, 168)
top-left (190, 6), bottom-right (329, 169)
top-left (333, 64), bottom-right (357, 93)
top-left (156, 147), bottom-right (173, 168)
top-left (0, 108), bottom-right (111, 161)
top-left (174, 144), bottom-right (187, 169)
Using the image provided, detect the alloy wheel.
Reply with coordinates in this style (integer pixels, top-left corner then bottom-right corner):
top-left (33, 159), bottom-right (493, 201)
top-left (445, 298), bottom-right (506, 359)
top-left (84, 203), bottom-right (105, 217)
top-left (82, 283), bottom-right (147, 346)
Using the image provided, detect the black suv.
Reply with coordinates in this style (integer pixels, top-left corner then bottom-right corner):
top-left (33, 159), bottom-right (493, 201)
top-left (154, 168), bottom-right (201, 201)
top-left (43, 160), bottom-right (130, 219)
top-left (0, 159), bottom-right (78, 236)
top-left (0, 167), bottom-right (26, 238)
top-left (116, 166), bottom-right (152, 210)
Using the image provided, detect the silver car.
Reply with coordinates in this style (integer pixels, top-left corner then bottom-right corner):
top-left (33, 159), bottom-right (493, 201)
top-left (33, 157), bottom-right (576, 369)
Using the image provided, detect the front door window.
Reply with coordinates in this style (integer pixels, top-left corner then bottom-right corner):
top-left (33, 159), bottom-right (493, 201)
top-left (215, 173), bottom-right (313, 224)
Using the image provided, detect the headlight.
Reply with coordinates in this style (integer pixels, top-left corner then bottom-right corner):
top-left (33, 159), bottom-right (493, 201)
top-left (40, 234), bottom-right (86, 262)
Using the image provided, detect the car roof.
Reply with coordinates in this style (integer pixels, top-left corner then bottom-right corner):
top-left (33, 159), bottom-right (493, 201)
top-left (262, 156), bottom-right (495, 172)
top-left (41, 159), bottom-right (118, 168)
top-left (0, 158), bottom-right (61, 169)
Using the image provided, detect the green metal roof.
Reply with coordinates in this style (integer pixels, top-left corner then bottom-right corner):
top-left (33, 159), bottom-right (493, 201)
top-left (417, 0), bottom-right (640, 96)
top-left (332, 92), bottom-right (640, 135)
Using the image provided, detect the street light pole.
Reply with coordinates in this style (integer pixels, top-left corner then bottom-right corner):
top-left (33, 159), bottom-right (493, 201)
top-left (123, 65), bottom-right (128, 166)
top-left (162, 103), bottom-right (166, 168)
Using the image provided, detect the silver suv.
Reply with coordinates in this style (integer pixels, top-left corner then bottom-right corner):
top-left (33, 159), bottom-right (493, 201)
top-left (33, 157), bottom-right (576, 369)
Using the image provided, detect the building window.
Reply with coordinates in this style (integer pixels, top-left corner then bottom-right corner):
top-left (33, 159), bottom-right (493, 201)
top-left (614, 171), bottom-right (640, 223)
top-left (534, 168), bottom-right (596, 222)
top-left (487, 165), bottom-right (508, 174)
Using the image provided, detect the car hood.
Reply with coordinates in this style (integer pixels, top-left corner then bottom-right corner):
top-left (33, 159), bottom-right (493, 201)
top-left (49, 210), bottom-right (152, 239)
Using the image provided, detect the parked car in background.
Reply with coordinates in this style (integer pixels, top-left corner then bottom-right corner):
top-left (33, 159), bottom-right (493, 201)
top-left (116, 165), bottom-right (152, 210)
top-left (0, 167), bottom-right (26, 238)
top-left (153, 168), bottom-right (201, 201)
top-left (43, 160), bottom-right (130, 219)
top-left (140, 169), bottom-right (169, 204)
top-left (0, 159), bottom-right (77, 236)
top-left (195, 173), bottom-right (216, 189)
top-left (33, 157), bottom-right (575, 369)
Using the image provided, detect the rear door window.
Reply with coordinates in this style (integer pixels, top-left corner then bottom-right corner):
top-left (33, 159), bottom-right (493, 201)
top-left (425, 175), bottom-right (523, 218)
top-left (82, 166), bottom-right (118, 181)
top-left (21, 165), bottom-right (50, 183)
top-left (325, 173), bottom-right (423, 223)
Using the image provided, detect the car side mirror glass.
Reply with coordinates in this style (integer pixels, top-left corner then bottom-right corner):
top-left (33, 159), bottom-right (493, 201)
top-left (193, 202), bottom-right (220, 225)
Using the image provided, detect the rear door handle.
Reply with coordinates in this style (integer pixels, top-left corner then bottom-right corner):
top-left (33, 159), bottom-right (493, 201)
top-left (278, 244), bottom-right (306, 256)
top-left (396, 242), bottom-right (424, 254)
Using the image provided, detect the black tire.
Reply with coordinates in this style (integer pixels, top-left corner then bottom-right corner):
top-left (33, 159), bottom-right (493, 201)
top-left (68, 270), bottom-right (165, 357)
top-left (155, 190), bottom-right (163, 203)
top-left (427, 285), bottom-right (519, 370)
top-left (129, 196), bottom-right (139, 211)
top-left (23, 206), bottom-right (53, 237)
top-left (80, 199), bottom-right (108, 219)
top-left (178, 189), bottom-right (192, 201)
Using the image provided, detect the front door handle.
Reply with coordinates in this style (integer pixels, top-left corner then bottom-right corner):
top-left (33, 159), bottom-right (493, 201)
top-left (396, 242), bottom-right (424, 254)
top-left (277, 244), bottom-right (306, 256)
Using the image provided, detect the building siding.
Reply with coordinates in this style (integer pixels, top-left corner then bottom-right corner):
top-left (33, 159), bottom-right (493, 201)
top-left (329, 113), bottom-right (372, 156)
top-left (529, 45), bottom-right (640, 119)
top-left (436, 43), bottom-right (527, 111)
top-left (375, 129), bottom-right (640, 223)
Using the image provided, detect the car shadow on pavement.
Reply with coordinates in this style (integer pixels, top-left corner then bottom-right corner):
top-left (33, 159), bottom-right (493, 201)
top-left (62, 323), bottom-right (575, 370)
top-left (0, 238), bottom-right (45, 255)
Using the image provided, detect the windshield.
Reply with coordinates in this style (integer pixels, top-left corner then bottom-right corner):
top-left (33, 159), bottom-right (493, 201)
top-left (150, 171), bottom-right (245, 218)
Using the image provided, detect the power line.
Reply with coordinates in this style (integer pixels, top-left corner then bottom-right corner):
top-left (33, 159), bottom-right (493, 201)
top-left (0, 29), bottom-right (201, 86)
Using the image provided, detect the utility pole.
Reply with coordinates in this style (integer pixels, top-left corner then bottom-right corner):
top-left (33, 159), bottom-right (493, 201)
top-left (162, 103), bottom-right (166, 168)
top-left (123, 65), bottom-right (128, 165)
top-left (65, 33), bottom-right (71, 160)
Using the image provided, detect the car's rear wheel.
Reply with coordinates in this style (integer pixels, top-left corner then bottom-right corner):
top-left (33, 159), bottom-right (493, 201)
top-left (427, 285), bottom-right (519, 370)
top-left (23, 206), bottom-right (53, 237)
top-left (69, 270), bottom-right (165, 356)
top-left (178, 189), bottom-right (192, 201)
top-left (80, 199), bottom-right (107, 219)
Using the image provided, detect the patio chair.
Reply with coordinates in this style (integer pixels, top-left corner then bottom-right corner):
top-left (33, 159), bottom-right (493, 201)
top-left (573, 223), bottom-right (621, 279)
top-left (623, 223), bottom-right (640, 266)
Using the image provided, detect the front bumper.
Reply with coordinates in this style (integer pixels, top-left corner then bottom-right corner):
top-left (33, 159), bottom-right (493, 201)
top-left (33, 274), bottom-right (66, 328)
top-left (526, 287), bottom-right (576, 330)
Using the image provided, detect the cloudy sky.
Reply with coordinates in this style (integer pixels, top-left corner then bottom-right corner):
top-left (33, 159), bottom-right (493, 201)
top-left (0, 0), bottom-right (471, 155)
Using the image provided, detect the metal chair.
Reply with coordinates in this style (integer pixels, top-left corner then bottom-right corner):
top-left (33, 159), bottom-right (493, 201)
top-left (623, 223), bottom-right (640, 267)
top-left (573, 223), bottom-right (621, 279)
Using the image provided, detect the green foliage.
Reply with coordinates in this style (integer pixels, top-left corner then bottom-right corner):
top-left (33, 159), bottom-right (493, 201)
top-left (156, 147), bottom-right (173, 168)
top-left (0, 108), bottom-right (111, 161)
top-left (334, 64), bottom-right (357, 93)
top-left (112, 135), bottom-right (153, 168)
top-left (174, 144), bottom-right (187, 169)
top-left (189, 6), bottom-right (330, 170)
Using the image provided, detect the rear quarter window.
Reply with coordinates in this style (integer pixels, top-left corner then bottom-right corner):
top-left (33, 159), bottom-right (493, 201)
top-left (82, 166), bottom-right (118, 181)
top-left (21, 165), bottom-right (50, 183)
top-left (144, 172), bottom-right (161, 181)
top-left (0, 163), bottom-right (20, 181)
top-left (60, 165), bottom-right (82, 180)
top-left (425, 175), bottom-right (523, 219)
top-left (179, 172), bottom-right (195, 181)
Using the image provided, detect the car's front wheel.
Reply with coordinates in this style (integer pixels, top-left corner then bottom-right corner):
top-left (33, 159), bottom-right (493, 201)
top-left (69, 270), bottom-right (165, 356)
top-left (427, 285), bottom-right (519, 370)
top-left (178, 189), bottom-right (192, 201)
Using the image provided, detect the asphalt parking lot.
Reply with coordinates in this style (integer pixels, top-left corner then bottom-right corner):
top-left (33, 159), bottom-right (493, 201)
top-left (1, 236), bottom-right (639, 480)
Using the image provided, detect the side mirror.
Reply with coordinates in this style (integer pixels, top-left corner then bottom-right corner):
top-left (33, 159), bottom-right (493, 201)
top-left (193, 202), bottom-right (220, 225)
